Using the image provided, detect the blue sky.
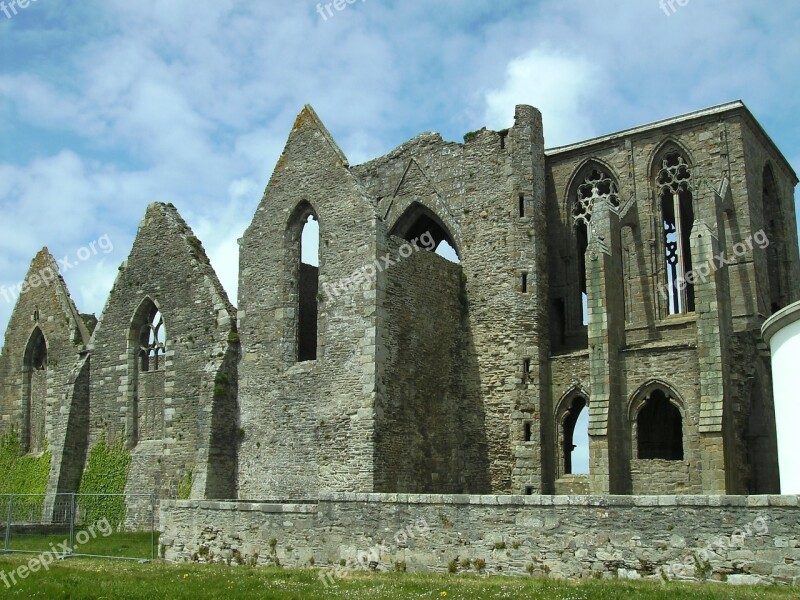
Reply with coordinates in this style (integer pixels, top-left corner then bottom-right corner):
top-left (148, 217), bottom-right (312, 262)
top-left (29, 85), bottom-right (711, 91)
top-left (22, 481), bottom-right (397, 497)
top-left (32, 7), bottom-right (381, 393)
top-left (1, 1), bottom-right (799, 474)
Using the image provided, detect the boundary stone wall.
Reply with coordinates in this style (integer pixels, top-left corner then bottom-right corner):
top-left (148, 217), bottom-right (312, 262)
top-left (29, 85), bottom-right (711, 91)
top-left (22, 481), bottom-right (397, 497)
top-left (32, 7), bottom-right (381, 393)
top-left (160, 493), bottom-right (800, 586)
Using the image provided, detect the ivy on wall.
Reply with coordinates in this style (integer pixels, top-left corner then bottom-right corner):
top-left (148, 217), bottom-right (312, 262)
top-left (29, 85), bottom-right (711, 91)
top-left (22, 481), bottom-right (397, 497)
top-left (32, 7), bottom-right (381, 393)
top-left (0, 432), bottom-right (52, 495)
top-left (177, 469), bottom-right (193, 500)
top-left (77, 432), bottom-right (132, 527)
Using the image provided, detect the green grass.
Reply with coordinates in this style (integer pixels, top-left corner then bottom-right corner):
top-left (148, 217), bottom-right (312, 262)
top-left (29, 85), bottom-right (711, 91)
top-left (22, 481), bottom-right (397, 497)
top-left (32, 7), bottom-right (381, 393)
top-left (4, 532), bottom-right (155, 560)
top-left (0, 557), bottom-right (795, 599)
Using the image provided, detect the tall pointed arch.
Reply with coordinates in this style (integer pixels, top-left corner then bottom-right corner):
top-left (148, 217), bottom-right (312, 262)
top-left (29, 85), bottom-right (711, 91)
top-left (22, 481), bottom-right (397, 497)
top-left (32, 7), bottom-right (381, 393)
top-left (652, 141), bottom-right (696, 316)
top-left (128, 296), bottom-right (167, 446)
top-left (629, 380), bottom-right (685, 461)
top-left (555, 385), bottom-right (591, 477)
top-left (566, 160), bottom-right (621, 326)
top-left (389, 201), bottom-right (461, 261)
top-left (287, 201), bottom-right (320, 362)
top-left (22, 326), bottom-right (48, 453)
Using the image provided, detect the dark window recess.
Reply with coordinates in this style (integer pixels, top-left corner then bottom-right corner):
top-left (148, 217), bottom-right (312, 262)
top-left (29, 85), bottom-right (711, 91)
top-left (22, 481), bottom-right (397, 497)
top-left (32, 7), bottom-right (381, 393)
top-left (524, 421), bottom-right (533, 442)
top-left (521, 272), bottom-right (528, 293)
top-left (519, 194), bottom-right (526, 218)
top-left (637, 390), bottom-right (683, 460)
top-left (298, 214), bottom-right (319, 362)
top-left (499, 130), bottom-right (508, 149)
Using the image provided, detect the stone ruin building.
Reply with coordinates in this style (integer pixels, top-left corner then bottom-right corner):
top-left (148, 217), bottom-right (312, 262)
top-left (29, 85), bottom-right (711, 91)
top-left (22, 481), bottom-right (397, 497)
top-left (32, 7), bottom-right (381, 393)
top-left (1, 100), bottom-right (798, 513)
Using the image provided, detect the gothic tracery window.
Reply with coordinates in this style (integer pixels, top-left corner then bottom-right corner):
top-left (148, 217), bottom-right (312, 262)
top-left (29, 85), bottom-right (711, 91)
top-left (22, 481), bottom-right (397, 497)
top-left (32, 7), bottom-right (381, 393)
top-left (657, 151), bottom-right (695, 315)
top-left (138, 305), bottom-right (166, 372)
top-left (572, 168), bottom-right (620, 325)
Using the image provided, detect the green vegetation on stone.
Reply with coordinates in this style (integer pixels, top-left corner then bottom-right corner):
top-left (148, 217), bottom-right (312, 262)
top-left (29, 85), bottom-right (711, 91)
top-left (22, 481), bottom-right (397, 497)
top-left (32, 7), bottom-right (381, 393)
top-left (77, 432), bottom-right (132, 527)
top-left (0, 431), bottom-right (51, 495)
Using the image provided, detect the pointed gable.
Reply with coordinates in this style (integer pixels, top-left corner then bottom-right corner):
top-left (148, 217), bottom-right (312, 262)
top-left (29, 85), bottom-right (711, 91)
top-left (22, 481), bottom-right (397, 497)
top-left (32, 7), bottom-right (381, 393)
top-left (87, 201), bottom-right (238, 501)
top-left (0, 248), bottom-right (88, 444)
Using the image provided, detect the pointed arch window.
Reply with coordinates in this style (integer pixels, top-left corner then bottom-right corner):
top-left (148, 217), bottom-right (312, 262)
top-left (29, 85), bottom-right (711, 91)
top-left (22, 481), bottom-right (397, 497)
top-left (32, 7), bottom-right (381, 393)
top-left (23, 327), bottom-right (48, 453)
top-left (657, 151), bottom-right (695, 315)
top-left (129, 298), bottom-right (167, 445)
top-left (297, 208), bottom-right (319, 362)
top-left (635, 388), bottom-right (683, 460)
top-left (390, 202), bottom-right (461, 263)
top-left (138, 305), bottom-right (166, 372)
top-left (571, 167), bottom-right (620, 325)
top-left (561, 395), bottom-right (589, 475)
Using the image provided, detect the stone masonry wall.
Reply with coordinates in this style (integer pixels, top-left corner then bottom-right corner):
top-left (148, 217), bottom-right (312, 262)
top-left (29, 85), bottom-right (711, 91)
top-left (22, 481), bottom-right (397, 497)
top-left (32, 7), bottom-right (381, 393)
top-left (237, 106), bottom-right (381, 499)
top-left (357, 105), bottom-right (550, 494)
top-left (161, 494), bottom-right (800, 586)
top-left (88, 203), bottom-right (237, 501)
top-left (0, 249), bottom-right (91, 496)
top-left (376, 238), bottom-right (469, 493)
top-left (543, 103), bottom-right (795, 495)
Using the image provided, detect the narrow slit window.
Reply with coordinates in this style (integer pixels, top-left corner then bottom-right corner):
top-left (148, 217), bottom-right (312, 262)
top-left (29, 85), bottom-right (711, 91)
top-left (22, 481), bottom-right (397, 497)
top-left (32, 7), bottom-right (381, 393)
top-left (521, 272), bottom-right (528, 293)
top-left (524, 421), bottom-right (533, 442)
top-left (581, 291), bottom-right (588, 326)
top-left (298, 212), bottom-right (320, 362)
top-left (519, 193), bottom-right (526, 218)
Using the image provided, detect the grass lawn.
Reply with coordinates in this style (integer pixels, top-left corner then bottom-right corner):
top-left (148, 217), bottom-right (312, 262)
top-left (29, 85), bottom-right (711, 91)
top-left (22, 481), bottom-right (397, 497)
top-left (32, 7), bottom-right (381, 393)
top-left (0, 556), bottom-right (796, 599)
top-left (4, 531), bottom-right (155, 559)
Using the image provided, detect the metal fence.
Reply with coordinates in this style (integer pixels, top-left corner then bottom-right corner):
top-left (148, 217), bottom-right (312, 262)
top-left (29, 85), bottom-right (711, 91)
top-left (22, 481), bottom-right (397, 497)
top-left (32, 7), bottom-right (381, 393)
top-left (0, 493), bottom-right (156, 561)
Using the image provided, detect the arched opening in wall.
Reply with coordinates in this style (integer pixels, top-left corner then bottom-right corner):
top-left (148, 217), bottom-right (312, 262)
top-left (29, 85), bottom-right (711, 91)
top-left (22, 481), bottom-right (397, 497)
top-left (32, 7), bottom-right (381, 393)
top-left (138, 306), bottom-right (165, 372)
top-left (562, 395), bottom-right (589, 475)
top-left (571, 166), bottom-right (620, 327)
top-left (657, 151), bottom-right (695, 315)
top-left (130, 298), bottom-right (167, 445)
top-left (390, 202), bottom-right (460, 264)
top-left (636, 389), bottom-right (683, 460)
top-left (298, 212), bottom-right (319, 362)
top-left (23, 326), bottom-right (47, 453)
top-left (762, 165), bottom-right (788, 314)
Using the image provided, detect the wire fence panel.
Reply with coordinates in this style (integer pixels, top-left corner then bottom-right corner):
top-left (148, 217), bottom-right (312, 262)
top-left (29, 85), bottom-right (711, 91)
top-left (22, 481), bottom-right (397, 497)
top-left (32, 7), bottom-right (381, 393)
top-left (1, 494), bottom-right (71, 556)
top-left (0, 493), bottom-right (155, 561)
top-left (72, 493), bottom-right (156, 561)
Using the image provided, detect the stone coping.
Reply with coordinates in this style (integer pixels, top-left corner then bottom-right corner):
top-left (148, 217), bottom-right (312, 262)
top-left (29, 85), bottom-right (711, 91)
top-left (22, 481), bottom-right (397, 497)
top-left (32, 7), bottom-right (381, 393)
top-left (161, 500), bottom-right (318, 513)
top-left (162, 494), bottom-right (800, 510)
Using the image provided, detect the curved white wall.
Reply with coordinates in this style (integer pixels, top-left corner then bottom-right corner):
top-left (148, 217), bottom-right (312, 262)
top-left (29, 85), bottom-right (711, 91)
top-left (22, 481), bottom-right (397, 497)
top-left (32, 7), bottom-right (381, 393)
top-left (762, 301), bottom-right (800, 495)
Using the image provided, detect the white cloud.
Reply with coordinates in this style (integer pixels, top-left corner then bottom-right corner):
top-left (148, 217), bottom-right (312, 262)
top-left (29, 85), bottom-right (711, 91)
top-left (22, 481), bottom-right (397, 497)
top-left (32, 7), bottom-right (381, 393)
top-left (484, 48), bottom-right (596, 147)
